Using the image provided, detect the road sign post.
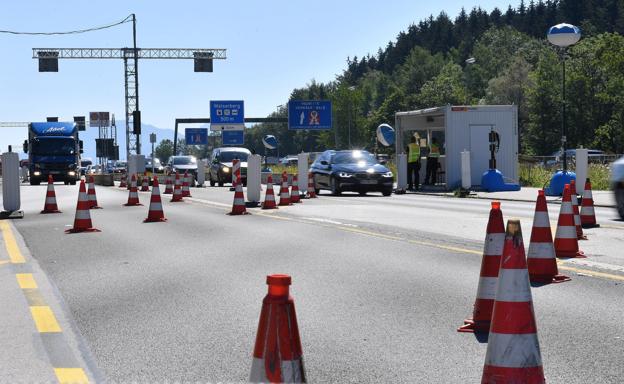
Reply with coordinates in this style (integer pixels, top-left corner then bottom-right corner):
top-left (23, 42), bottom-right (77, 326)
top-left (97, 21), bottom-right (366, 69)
top-left (150, 133), bottom-right (157, 174)
top-left (288, 100), bottom-right (332, 130)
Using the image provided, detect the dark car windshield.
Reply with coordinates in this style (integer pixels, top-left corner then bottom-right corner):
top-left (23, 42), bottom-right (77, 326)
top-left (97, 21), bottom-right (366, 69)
top-left (219, 151), bottom-right (249, 162)
top-left (173, 157), bottom-right (197, 165)
top-left (331, 151), bottom-right (377, 165)
top-left (32, 138), bottom-right (75, 156)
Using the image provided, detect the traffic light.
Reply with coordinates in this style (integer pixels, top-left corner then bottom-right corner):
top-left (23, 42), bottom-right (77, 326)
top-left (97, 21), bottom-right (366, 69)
top-left (133, 110), bottom-right (141, 135)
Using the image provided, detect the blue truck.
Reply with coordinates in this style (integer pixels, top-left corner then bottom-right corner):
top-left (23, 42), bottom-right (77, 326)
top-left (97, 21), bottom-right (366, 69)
top-left (23, 122), bottom-right (82, 185)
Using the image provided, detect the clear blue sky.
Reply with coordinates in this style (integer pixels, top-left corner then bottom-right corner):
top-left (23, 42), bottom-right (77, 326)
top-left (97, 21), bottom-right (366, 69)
top-left (1, 0), bottom-right (515, 133)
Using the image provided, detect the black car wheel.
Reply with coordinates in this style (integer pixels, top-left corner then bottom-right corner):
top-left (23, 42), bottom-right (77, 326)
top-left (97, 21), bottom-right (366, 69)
top-left (359, 191), bottom-right (367, 196)
top-left (382, 188), bottom-right (393, 196)
top-left (209, 176), bottom-right (216, 187)
top-left (330, 176), bottom-right (341, 196)
top-left (312, 174), bottom-right (320, 195)
top-left (616, 184), bottom-right (624, 219)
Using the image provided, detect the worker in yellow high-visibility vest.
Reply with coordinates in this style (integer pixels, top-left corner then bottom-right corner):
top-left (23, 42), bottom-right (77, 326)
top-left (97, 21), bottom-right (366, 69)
top-left (425, 137), bottom-right (440, 185)
top-left (405, 136), bottom-right (421, 190)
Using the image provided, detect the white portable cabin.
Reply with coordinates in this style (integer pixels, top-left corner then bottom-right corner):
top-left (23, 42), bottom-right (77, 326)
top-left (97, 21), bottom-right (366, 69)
top-left (395, 105), bottom-right (518, 190)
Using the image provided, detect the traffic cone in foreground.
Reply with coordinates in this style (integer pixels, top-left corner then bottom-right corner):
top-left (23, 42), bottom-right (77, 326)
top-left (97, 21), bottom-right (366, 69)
top-left (262, 174), bottom-right (278, 210)
top-left (65, 180), bottom-right (100, 234)
top-left (87, 176), bottom-right (102, 209)
top-left (182, 171), bottom-right (191, 197)
top-left (458, 201), bottom-right (505, 333)
top-left (41, 175), bottom-right (61, 214)
top-left (554, 184), bottom-right (585, 258)
top-left (229, 181), bottom-right (249, 215)
top-left (119, 172), bottom-right (127, 188)
top-left (278, 172), bottom-right (291, 206)
top-left (307, 173), bottom-right (317, 198)
top-left (163, 174), bottom-right (174, 194)
top-left (171, 173), bottom-right (183, 202)
top-left (144, 177), bottom-right (167, 223)
top-left (580, 178), bottom-right (599, 228)
top-left (291, 174), bottom-right (302, 203)
top-left (124, 174), bottom-right (142, 206)
top-left (250, 274), bottom-right (306, 383)
top-left (140, 172), bottom-right (150, 192)
top-left (527, 190), bottom-right (571, 284)
top-left (482, 219), bottom-right (545, 384)
top-left (570, 180), bottom-right (587, 240)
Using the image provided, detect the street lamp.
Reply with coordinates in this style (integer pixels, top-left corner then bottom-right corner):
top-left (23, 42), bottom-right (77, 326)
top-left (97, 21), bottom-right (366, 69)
top-left (546, 23), bottom-right (581, 196)
top-left (464, 58), bottom-right (476, 105)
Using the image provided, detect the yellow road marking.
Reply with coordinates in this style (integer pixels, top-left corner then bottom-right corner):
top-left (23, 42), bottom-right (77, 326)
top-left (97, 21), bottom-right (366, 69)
top-left (0, 221), bottom-right (25, 263)
top-left (558, 264), bottom-right (624, 282)
top-left (16, 273), bottom-right (38, 289)
top-left (0, 259), bottom-right (9, 266)
top-left (54, 368), bottom-right (89, 384)
top-left (30, 306), bottom-right (62, 333)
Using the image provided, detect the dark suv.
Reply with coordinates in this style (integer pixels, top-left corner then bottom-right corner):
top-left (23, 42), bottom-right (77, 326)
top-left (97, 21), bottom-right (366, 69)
top-left (208, 147), bottom-right (251, 186)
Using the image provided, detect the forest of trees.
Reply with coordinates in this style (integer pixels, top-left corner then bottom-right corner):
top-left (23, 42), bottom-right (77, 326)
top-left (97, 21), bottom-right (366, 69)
top-left (243, 1), bottom-right (624, 156)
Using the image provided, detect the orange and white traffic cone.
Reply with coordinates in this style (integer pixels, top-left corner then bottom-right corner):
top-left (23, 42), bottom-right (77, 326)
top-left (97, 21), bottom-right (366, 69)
top-left (163, 174), bottom-right (174, 194)
top-left (144, 177), bottom-right (167, 223)
top-left (527, 190), bottom-right (571, 284)
top-left (307, 172), bottom-right (317, 198)
top-left (87, 175), bottom-right (102, 209)
top-left (262, 174), bottom-right (278, 210)
top-left (65, 180), bottom-right (100, 233)
top-left (291, 174), bottom-right (302, 203)
top-left (458, 201), bottom-right (505, 333)
top-left (124, 174), bottom-right (142, 206)
top-left (570, 180), bottom-right (587, 240)
top-left (182, 171), bottom-right (191, 197)
top-left (140, 172), bottom-right (150, 192)
top-left (278, 172), bottom-right (291, 206)
top-left (119, 172), bottom-right (127, 188)
top-left (554, 184), bottom-right (585, 258)
top-left (229, 181), bottom-right (249, 215)
top-left (41, 175), bottom-right (61, 214)
top-left (250, 274), bottom-right (306, 383)
top-left (171, 173), bottom-right (184, 202)
top-left (580, 178), bottom-right (599, 228)
top-left (481, 219), bottom-right (545, 384)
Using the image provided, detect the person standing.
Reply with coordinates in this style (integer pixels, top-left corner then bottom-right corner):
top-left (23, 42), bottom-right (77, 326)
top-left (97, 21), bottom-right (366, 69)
top-left (406, 136), bottom-right (421, 190)
top-left (425, 137), bottom-right (440, 185)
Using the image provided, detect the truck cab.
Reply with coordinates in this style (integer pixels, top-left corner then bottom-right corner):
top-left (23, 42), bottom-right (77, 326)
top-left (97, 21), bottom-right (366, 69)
top-left (24, 122), bottom-right (82, 185)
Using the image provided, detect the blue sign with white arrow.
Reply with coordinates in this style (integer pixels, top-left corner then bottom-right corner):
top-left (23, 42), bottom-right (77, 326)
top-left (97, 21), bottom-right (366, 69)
top-left (222, 130), bottom-right (244, 146)
top-left (288, 100), bottom-right (332, 130)
top-left (185, 128), bottom-right (208, 145)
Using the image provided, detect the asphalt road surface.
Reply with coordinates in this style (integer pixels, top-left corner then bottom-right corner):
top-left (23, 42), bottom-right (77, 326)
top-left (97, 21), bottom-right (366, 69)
top-left (8, 182), bottom-right (624, 383)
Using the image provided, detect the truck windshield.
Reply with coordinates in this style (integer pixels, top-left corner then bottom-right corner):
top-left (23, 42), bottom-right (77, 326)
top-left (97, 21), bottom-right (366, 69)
top-left (32, 138), bottom-right (75, 156)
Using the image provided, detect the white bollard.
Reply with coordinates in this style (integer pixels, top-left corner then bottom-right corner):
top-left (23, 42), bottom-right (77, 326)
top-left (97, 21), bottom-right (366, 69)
top-left (397, 154), bottom-right (408, 191)
top-left (461, 150), bottom-right (471, 190)
top-left (575, 148), bottom-right (588, 195)
top-left (297, 153), bottom-right (309, 194)
top-left (247, 154), bottom-right (262, 203)
top-left (196, 159), bottom-right (205, 187)
top-left (2, 151), bottom-right (21, 215)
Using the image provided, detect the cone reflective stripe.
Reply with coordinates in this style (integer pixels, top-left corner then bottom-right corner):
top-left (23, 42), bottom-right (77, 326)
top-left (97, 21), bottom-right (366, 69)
top-left (41, 175), bottom-right (61, 214)
top-left (65, 180), bottom-right (100, 233)
top-left (554, 184), bottom-right (585, 258)
top-left (279, 172), bottom-right (291, 206)
top-left (482, 220), bottom-right (545, 384)
top-left (527, 190), bottom-right (570, 284)
top-left (291, 174), bottom-right (301, 203)
top-left (458, 201), bottom-right (504, 333)
top-left (124, 174), bottom-right (142, 206)
top-left (229, 181), bottom-right (249, 215)
top-left (144, 177), bottom-right (167, 223)
top-left (171, 173), bottom-right (184, 202)
top-left (250, 275), bottom-right (306, 383)
top-left (262, 174), bottom-right (278, 210)
top-left (87, 176), bottom-right (102, 209)
top-left (119, 172), bottom-right (127, 188)
top-left (580, 178), bottom-right (599, 228)
top-left (181, 171), bottom-right (192, 197)
top-left (570, 180), bottom-right (587, 240)
top-left (140, 172), bottom-right (150, 192)
top-left (307, 173), bottom-right (317, 198)
top-left (163, 174), bottom-right (174, 194)
top-left (232, 159), bottom-right (241, 185)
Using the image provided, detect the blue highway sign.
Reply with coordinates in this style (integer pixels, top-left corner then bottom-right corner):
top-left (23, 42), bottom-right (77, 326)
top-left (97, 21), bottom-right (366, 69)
top-left (222, 130), bottom-right (244, 146)
top-left (185, 128), bottom-right (208, 145)
top-left (210, 100), bottom-right (244, 130)
top-left (288, 100), bottom-right (332, 130)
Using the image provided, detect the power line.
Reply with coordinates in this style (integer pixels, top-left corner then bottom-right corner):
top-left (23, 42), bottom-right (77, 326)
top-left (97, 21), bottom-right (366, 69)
top-left (0, 14), bottom-right (132, 35)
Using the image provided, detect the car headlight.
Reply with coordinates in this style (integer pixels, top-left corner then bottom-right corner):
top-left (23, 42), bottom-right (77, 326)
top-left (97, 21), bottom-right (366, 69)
top-left (33, 171), bottom-right (41, 176)
top-left (338, 172), bottom-right (353, 178)
top-left (222, 166), bottom-right (230, 173)
top-left (382, 171), bottom-right (393, 178)
top-left (68, 171), bottom-right (76, 176)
